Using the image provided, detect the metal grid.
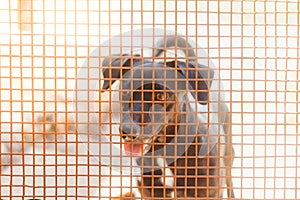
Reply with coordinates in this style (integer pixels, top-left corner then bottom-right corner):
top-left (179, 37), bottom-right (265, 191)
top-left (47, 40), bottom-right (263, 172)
top-left (0, 0), bottom-right (299, 199)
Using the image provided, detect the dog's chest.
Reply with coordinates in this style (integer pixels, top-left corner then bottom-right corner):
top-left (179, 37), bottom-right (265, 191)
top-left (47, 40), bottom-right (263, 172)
top-left (136, 156), bottom-right (175, 198)
top-left (156, 157), bottom-right (175, 187)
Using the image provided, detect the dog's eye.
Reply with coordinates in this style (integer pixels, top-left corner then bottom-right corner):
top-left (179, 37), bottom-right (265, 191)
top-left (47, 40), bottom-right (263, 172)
top-left (122, 91), bottom-right (130, 97)
top-left (155, 92), bottom-right (169, 101)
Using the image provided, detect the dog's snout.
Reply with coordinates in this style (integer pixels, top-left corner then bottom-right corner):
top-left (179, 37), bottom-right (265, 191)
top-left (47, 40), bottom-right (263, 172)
top-left (120, 125), bottom-right (138, 140)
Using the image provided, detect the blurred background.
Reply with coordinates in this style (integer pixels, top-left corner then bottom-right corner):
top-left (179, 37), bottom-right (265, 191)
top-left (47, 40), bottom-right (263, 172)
top-left (0, 0), bottom-right (299, 199)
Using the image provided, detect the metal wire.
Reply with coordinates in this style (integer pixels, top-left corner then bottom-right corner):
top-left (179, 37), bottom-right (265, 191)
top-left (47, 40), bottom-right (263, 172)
top-left (0, 0), bottom-right (299, 199)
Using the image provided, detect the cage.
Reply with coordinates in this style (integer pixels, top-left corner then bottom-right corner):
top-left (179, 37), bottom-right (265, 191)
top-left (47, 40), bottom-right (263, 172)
top-left (0, 0), bottom-right (299, 199)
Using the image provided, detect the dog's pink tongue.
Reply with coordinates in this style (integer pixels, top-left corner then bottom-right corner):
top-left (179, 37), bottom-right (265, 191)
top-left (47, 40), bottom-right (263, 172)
top-left (124, 142), bottom-right (143, 156)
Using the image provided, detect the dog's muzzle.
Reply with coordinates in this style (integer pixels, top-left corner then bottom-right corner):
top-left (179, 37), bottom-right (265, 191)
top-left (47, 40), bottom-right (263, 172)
top-left (120, 104), bottom-right (167, 156)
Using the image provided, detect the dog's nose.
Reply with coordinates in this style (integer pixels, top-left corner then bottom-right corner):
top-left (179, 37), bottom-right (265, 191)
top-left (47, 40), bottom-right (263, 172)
top-left (120, 125), bottom-right (138, 140)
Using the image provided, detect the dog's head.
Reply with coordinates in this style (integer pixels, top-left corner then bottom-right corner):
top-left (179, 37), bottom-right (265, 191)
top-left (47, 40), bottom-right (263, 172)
top-left (117, 62), bottom-right (185, 156)
top-left (101, 57), bottom-right (213, 156)
top-left (100, 37), bottom-right (214, 156)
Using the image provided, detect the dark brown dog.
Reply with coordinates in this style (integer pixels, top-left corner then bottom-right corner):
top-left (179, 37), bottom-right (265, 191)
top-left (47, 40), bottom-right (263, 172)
top-left (102, 37), bottom-right (235, 199)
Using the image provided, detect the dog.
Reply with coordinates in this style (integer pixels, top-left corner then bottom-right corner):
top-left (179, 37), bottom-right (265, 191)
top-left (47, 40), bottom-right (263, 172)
top-left (101, 36), bottom-right (235, 199)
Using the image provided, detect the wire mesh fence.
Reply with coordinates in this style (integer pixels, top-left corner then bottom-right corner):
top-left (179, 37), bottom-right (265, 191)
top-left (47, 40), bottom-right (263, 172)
top-left (0, 0), bottom-right (299, 199)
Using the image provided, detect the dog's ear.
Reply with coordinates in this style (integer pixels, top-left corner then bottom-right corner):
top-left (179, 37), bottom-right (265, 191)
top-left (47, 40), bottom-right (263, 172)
top-left (101, 54), bottom-right (142, 90)
top-left (166, 61), bottom-right (214, 105)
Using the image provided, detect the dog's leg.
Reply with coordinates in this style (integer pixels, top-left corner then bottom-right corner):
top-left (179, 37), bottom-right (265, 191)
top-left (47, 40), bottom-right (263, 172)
top-left (222, 104), bottom-right (235, 198)
top-left (227, 147), bottom-right (235, 198)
